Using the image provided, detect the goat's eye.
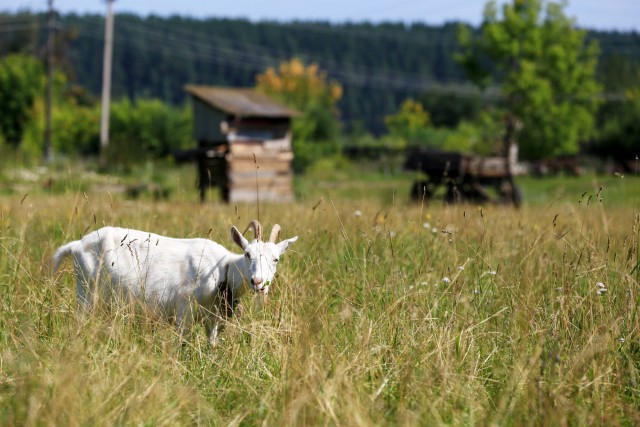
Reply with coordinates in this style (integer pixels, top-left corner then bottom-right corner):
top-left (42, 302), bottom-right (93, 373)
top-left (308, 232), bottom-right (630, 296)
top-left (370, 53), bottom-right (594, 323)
top-left (273, 258), bottom-right (279, 263)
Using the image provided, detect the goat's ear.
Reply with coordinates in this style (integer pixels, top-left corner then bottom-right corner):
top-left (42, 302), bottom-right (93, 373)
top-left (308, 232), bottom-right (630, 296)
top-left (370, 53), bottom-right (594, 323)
top-left (276, 236), bottom-right (298, 255)
top-left (231, 226), bottom-right (249, 249)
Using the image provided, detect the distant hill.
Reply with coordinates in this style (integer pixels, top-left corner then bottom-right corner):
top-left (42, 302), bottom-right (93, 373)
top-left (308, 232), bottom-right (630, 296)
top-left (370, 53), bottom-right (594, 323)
top-left (2, 12), bottom-right (639, 134)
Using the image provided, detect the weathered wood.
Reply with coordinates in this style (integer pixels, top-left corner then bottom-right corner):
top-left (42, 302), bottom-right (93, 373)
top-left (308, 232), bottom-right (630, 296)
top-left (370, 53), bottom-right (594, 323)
top-left (229, 170), bottom-right (291, 180)
top-left (228, 151), bottom-right (295, 162)
top-left (228, 174), bottom-right (292, 187)
top-left (229, 138), bottom-right (291, 152)
top-left (230, 188), bottom-right (294, 203)
top-left (185, 85), bottom-right (298, 203)
top-left (228, 159), bottom-right (292, 173)
top-left (405, 146), bottom-right (521, 206)
top-left (461, 157), bottom-right (510, 178)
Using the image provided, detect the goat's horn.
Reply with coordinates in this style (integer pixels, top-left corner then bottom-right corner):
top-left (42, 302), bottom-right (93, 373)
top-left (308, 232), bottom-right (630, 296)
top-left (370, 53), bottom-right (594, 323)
top-left (243, 220), bottom-right (262, 241)
top-left (269, 224), bottom-right (281, 243)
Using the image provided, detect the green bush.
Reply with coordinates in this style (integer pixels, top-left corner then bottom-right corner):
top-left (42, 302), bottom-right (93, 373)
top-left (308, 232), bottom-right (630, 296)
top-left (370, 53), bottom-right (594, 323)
top-left (292, 138), bottom-right (341, 173)
top-left (106, 99), bottom-right (192, 170)
top-left (53, 104), bottom-right (100, 156)
top-left (591, 97), bottom-right (640, 160)
top-left (0, 54), bottom-right (44, 148)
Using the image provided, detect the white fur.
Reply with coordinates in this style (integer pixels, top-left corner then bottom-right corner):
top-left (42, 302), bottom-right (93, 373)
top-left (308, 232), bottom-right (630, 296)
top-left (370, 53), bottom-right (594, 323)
top-left (52, 223), bottom-right (297, 345)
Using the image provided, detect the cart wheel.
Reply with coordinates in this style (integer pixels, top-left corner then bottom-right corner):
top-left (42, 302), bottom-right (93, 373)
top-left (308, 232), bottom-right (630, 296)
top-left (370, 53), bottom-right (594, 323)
top-left (411, 180), bottom-right (431, 201)
top-left (220, 185), bottom-right (230, 203)
top-left (445, 181), bottom-right (463, 204)
top-left (511, 183), bottom-right (523, 208)
top-left (499, 178), bottom-right (522, 207)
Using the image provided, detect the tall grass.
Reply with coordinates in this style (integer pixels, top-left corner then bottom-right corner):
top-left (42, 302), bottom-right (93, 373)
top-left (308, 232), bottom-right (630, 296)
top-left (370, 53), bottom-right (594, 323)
top-left (0, 173), bottom-right (639, 425)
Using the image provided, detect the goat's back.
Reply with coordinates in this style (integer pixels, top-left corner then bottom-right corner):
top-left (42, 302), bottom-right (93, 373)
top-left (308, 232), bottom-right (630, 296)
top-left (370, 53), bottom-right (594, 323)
top-left (54, 226), bottom-right (231, 308)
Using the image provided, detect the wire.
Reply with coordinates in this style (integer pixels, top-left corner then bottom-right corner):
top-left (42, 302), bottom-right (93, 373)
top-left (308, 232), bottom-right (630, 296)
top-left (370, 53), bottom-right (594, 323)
top-left (76, 15), bottom-right (476, 91)
top-left (1, 13), bottom-right (633, 100)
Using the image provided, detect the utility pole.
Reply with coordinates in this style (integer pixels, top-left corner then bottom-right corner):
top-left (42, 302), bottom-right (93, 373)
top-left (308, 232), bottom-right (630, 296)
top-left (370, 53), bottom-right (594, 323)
top-left (44, 0), bottom-right (55, 162)
top-left (99, 0), bottom-right (115, 169)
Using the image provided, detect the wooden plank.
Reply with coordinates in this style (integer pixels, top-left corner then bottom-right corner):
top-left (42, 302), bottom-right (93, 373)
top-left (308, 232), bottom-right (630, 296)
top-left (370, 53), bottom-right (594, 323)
top-left (229, 138), bottom-right (291, 151)
top-left (228, 151), bottom-right (294, 162)
top-left (234, 186), bottom-right (293, 195)
top-left (263, 138), bottom-right (291, 152)
top-left (229, 170), bottom-right (292, 180)
top-left (228, 175), bottom-right (292, 187)
top-left (227, 159), bottom-right (291, 173)
top-left (462, 157), bottom-right (509, 177)
top-left (230, 142), bottom-right (292, 156)
top-left (230, 188), bottom-right (294, 203)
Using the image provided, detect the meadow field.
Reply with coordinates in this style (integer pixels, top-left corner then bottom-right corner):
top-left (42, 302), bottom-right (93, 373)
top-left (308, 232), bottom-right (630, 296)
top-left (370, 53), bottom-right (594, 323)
top-left (0, 165), bottom-right (639, 425)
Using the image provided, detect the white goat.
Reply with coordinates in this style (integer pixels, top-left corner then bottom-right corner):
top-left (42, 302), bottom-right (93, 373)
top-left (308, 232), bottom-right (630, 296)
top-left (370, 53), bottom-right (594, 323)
top-left (52, 220), bottom-right (297, 344)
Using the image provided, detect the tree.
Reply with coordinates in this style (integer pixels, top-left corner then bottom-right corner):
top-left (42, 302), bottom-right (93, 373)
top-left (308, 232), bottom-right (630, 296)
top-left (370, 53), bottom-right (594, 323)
top-left (0, 12), bottom-right (40, 56)
top-left (256, 58), bottom-right (343, 170)
top-left (457, 0), bottom-right (601, 160)
top-left (256, 58), bottom-right (342, 142)
top-left (384, 98), bottom-right (431, 144)
top-left (589, 80), bottom-right (640, 167)
top-left (0, 54), bottom-right (44, 148)
top-left (107, 99), bottom-right (193, 169)
top-left (418, 92), bottom-right (485, 128)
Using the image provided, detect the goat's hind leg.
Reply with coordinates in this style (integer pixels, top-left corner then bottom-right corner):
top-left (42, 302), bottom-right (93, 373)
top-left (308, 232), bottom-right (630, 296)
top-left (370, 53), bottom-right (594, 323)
top-left (76, 277), bottom-right (92, 312)
top-left (73, 255), bottom-right (101, 313)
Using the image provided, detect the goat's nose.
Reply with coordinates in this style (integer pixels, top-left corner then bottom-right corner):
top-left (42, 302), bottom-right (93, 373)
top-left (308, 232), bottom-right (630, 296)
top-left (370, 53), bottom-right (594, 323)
top-left (252, 276), bottom-right (264, 287)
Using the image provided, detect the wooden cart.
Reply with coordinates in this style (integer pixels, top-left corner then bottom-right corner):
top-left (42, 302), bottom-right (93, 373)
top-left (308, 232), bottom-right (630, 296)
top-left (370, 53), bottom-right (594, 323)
top-left (405, 146), bottom-right (522, 207)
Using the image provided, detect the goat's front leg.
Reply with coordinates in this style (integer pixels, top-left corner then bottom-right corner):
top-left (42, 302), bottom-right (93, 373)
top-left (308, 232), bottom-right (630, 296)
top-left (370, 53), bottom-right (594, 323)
top-left (205, 293), bottom-right (239, 346)
top-left (205, 315), bottom-right (224, 347)
top-left (175, 301), bottom-right (194, 345)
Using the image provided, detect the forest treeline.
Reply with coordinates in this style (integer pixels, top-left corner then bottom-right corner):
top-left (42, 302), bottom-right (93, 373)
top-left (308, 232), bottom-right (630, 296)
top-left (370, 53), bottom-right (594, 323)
top-left (2, 11), bottom-right (639, 135)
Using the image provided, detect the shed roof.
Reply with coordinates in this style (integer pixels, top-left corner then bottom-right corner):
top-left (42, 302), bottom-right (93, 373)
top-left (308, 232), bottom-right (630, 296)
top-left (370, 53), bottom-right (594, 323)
top-left (184, 85), bottom-right (300, 118)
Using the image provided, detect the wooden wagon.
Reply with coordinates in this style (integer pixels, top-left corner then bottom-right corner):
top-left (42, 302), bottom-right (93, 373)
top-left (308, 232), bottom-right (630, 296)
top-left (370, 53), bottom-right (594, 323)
top-left (405, 146), bottom-right (522, 207)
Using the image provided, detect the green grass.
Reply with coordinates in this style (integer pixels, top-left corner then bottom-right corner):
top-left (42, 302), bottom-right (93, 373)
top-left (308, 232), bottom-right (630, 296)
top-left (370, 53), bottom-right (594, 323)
top-left (0, 163), bottom-right (639, 425)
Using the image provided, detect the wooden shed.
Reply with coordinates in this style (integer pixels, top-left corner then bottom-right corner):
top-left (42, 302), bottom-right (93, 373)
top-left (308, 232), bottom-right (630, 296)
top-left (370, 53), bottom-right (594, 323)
top-left (183, 85), bottom-right (299, 202)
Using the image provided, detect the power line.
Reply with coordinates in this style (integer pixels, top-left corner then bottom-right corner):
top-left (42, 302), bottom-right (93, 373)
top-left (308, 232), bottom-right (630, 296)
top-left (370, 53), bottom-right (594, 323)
top-left (81, 12), bottom-right (464, 48)
top-left (1, 14), bottom-right (633, 101)
top-left (0, 22), bottom-right (40, 32)
top-left (76, 16), bottom-right (475, 92)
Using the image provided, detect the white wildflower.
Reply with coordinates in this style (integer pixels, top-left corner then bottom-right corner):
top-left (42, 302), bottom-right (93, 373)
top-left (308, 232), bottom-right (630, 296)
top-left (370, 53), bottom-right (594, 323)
top-left (597, 288), bottom-right (607, 295)
top-left (354, 210), bottom-right (362, 217)
top-left (620, 337), bottom-right (626, 343)
top-left (458, 266), bottom-right (464, 271)
top-left (422, 222), bottom-right (431, 229)
top-left (442, 277), bottom-right (451, 283)
top-left (596, 282), bottom-right (606, 288)
top-left (431, 227), bottom-right (438, 233)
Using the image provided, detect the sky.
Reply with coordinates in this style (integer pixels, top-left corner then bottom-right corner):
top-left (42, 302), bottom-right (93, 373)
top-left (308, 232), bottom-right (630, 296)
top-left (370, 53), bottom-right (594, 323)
top-left (2, 0), bottom-right (640, 32)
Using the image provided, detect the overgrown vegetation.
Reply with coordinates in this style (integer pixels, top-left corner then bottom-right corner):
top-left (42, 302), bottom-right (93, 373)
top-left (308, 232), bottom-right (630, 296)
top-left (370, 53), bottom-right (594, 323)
top-left (0, 168), bottom-right (638, 425)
